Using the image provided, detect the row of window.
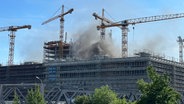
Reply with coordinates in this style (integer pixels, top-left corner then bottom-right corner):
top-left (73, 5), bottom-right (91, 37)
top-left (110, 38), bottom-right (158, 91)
top-left (152, 61), bottom-right (173, 70)
top-left (113, 70), bottom-right (146, 76)
top-left (62, 81), bottom-right (138, 90)
top-left (60, 61), bottom-right (147, 71)
top-left (60, 70), bottom-right (146, 78)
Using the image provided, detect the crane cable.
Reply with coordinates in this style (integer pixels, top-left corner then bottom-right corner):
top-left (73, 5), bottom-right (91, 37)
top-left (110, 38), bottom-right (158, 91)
top-left (104, 9), bottom-right (116, 21)
top-left (50, 6), bottom-right (61, 18)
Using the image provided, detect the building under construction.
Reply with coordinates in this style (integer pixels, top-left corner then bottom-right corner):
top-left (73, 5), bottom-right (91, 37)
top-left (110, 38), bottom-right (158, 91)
top-left (43, 41), bottom-right (72, 62)
top-left (1, 50), bottom-right (184, 104)
top-left (2, 6), bottom-right (184, 104)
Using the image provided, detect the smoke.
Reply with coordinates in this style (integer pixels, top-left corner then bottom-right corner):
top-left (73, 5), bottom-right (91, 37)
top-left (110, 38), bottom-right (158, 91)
top-left (141, 35), bottom-right (165, 51)
top-left (131, 33), bottom-right (169, 56)
top-left (16, 23), bottom-right (121, 63)
top-left (72, 24), bottom-right (120, 59)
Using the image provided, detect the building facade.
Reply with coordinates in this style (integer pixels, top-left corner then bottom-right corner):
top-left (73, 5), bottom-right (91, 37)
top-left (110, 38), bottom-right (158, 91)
top-left (0, 63), bottom-right (45, 84)
top-left (43, 41), bottom-right (72, 62)
top-left (43, 52), bottom-right (184, 103)
top-left (0, 52), bottom-right (184, 103)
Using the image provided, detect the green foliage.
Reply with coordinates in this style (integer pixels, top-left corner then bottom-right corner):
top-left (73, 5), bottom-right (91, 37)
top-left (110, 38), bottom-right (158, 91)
top-left (92, 85), bottom-right (118, 104)
top-left (26, 86), bottom-right (45, 104)
top-left (112, 97), bottom-right (135, 104)
top-left (74, 85), bottom-right (135, 104)
top-left (74, 95), bottom-right (92, 104)
top-left (13, 91), bottom-right (20, 104)
top-left (137, 66), bottom-right (181, 104)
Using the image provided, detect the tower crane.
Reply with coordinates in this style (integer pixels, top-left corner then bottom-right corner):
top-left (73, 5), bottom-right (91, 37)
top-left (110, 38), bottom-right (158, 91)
top-left (0, 25), bottom-right (31, 65)
top-left (177, 36), bottom-right (184, 63)
top-left (42, 5), bottom-right (74, 59)
top-left (95, 12), bottom-right (184, 58)
top-left (93, 9), bottom-right (122, 38)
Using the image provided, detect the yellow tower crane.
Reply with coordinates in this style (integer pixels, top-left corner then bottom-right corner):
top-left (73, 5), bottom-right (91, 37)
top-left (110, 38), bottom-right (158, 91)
top-left (0, 25), bottom-right (31, 65)
top-left (94, 12), bottom-right (184, 58)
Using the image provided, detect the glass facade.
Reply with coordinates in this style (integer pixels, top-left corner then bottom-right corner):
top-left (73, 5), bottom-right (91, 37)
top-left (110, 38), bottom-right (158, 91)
top-left (47, 66), bottom-right (57, 81)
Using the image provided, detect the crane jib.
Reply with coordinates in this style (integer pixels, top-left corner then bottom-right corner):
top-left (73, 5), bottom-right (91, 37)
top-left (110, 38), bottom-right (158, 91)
top-left (124, 13), bottom-right (184, 25)
top-left (0, 25), bottom-right (31, 32)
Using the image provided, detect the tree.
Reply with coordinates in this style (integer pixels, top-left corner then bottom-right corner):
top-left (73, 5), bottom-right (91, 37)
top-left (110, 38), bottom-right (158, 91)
top-left (74, 85), bottom-right (135, 104)
top-left (13, 90), bottom-right (20, 104)
top-left (26, 86), bottom-right (45, 104)
top-left (74, 85), bottom-right (117, 104)
top-left (74, 95), bottom-right (92, 104)
top-left (137, 66), bottom-right (181, 104)
top-left (92, 85), bottom-right (118, 104)
top-left (112, 97), bottom-right (136, 104)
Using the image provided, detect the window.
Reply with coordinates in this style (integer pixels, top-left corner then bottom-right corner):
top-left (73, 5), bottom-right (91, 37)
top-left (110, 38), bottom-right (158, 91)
top-left (48, 67), bottom-right (57, 81)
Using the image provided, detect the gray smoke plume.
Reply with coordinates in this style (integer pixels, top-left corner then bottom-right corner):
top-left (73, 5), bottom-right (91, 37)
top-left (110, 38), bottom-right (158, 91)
top-left (136, 34), bottom-right (167, 54)
top-left (141, 35), bottom-right (165, 51)
top-left (72, 24), bottom-right (120, 59)
top-left (130, 33), bottom-right (170, 58)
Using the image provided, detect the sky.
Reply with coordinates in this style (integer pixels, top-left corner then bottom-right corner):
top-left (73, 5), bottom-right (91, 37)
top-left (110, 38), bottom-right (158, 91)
top-left (0, 0), bottom-right (184, 65)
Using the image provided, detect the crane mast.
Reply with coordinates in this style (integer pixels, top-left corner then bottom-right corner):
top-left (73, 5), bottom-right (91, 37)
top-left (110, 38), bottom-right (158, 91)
top-left (42, 5), bottom-right (74, 59)
top-left (96, 12), bottom-right (184, 58)
top-left (93, 9), bottom-right (117, 40)
top-left (0, 25), bottom-right (31, 65)
top-left (9, 31), bottom-right (15, 66)
top-left (100, 8), bottom-right (105, 39)
top-left (59, 5), bottom-right (65, 59)
top-left (60, 5), bottom-right (64, 43)
top-left (177, 36), bottom-right (184, 63)
top-left (93, 11), bottom-right (127, 57)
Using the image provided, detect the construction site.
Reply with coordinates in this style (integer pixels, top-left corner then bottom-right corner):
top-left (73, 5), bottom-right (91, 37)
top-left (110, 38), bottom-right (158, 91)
top-left (1, 4), bottom-right (184, 104)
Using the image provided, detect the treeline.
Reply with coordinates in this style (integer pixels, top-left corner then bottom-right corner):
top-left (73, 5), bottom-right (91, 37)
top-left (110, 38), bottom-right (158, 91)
top-left (13, 86), bottom-right (45, 104)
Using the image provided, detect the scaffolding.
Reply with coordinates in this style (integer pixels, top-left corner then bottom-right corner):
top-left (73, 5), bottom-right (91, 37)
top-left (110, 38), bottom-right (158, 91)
top-left (43, 41), bottom-right (72, 62)
top-left (1, 51), bottom-right (184, 103)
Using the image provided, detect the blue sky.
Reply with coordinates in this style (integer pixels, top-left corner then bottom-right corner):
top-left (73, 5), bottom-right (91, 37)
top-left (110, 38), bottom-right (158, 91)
top-left (0, 0), bottom-right (184, 65)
